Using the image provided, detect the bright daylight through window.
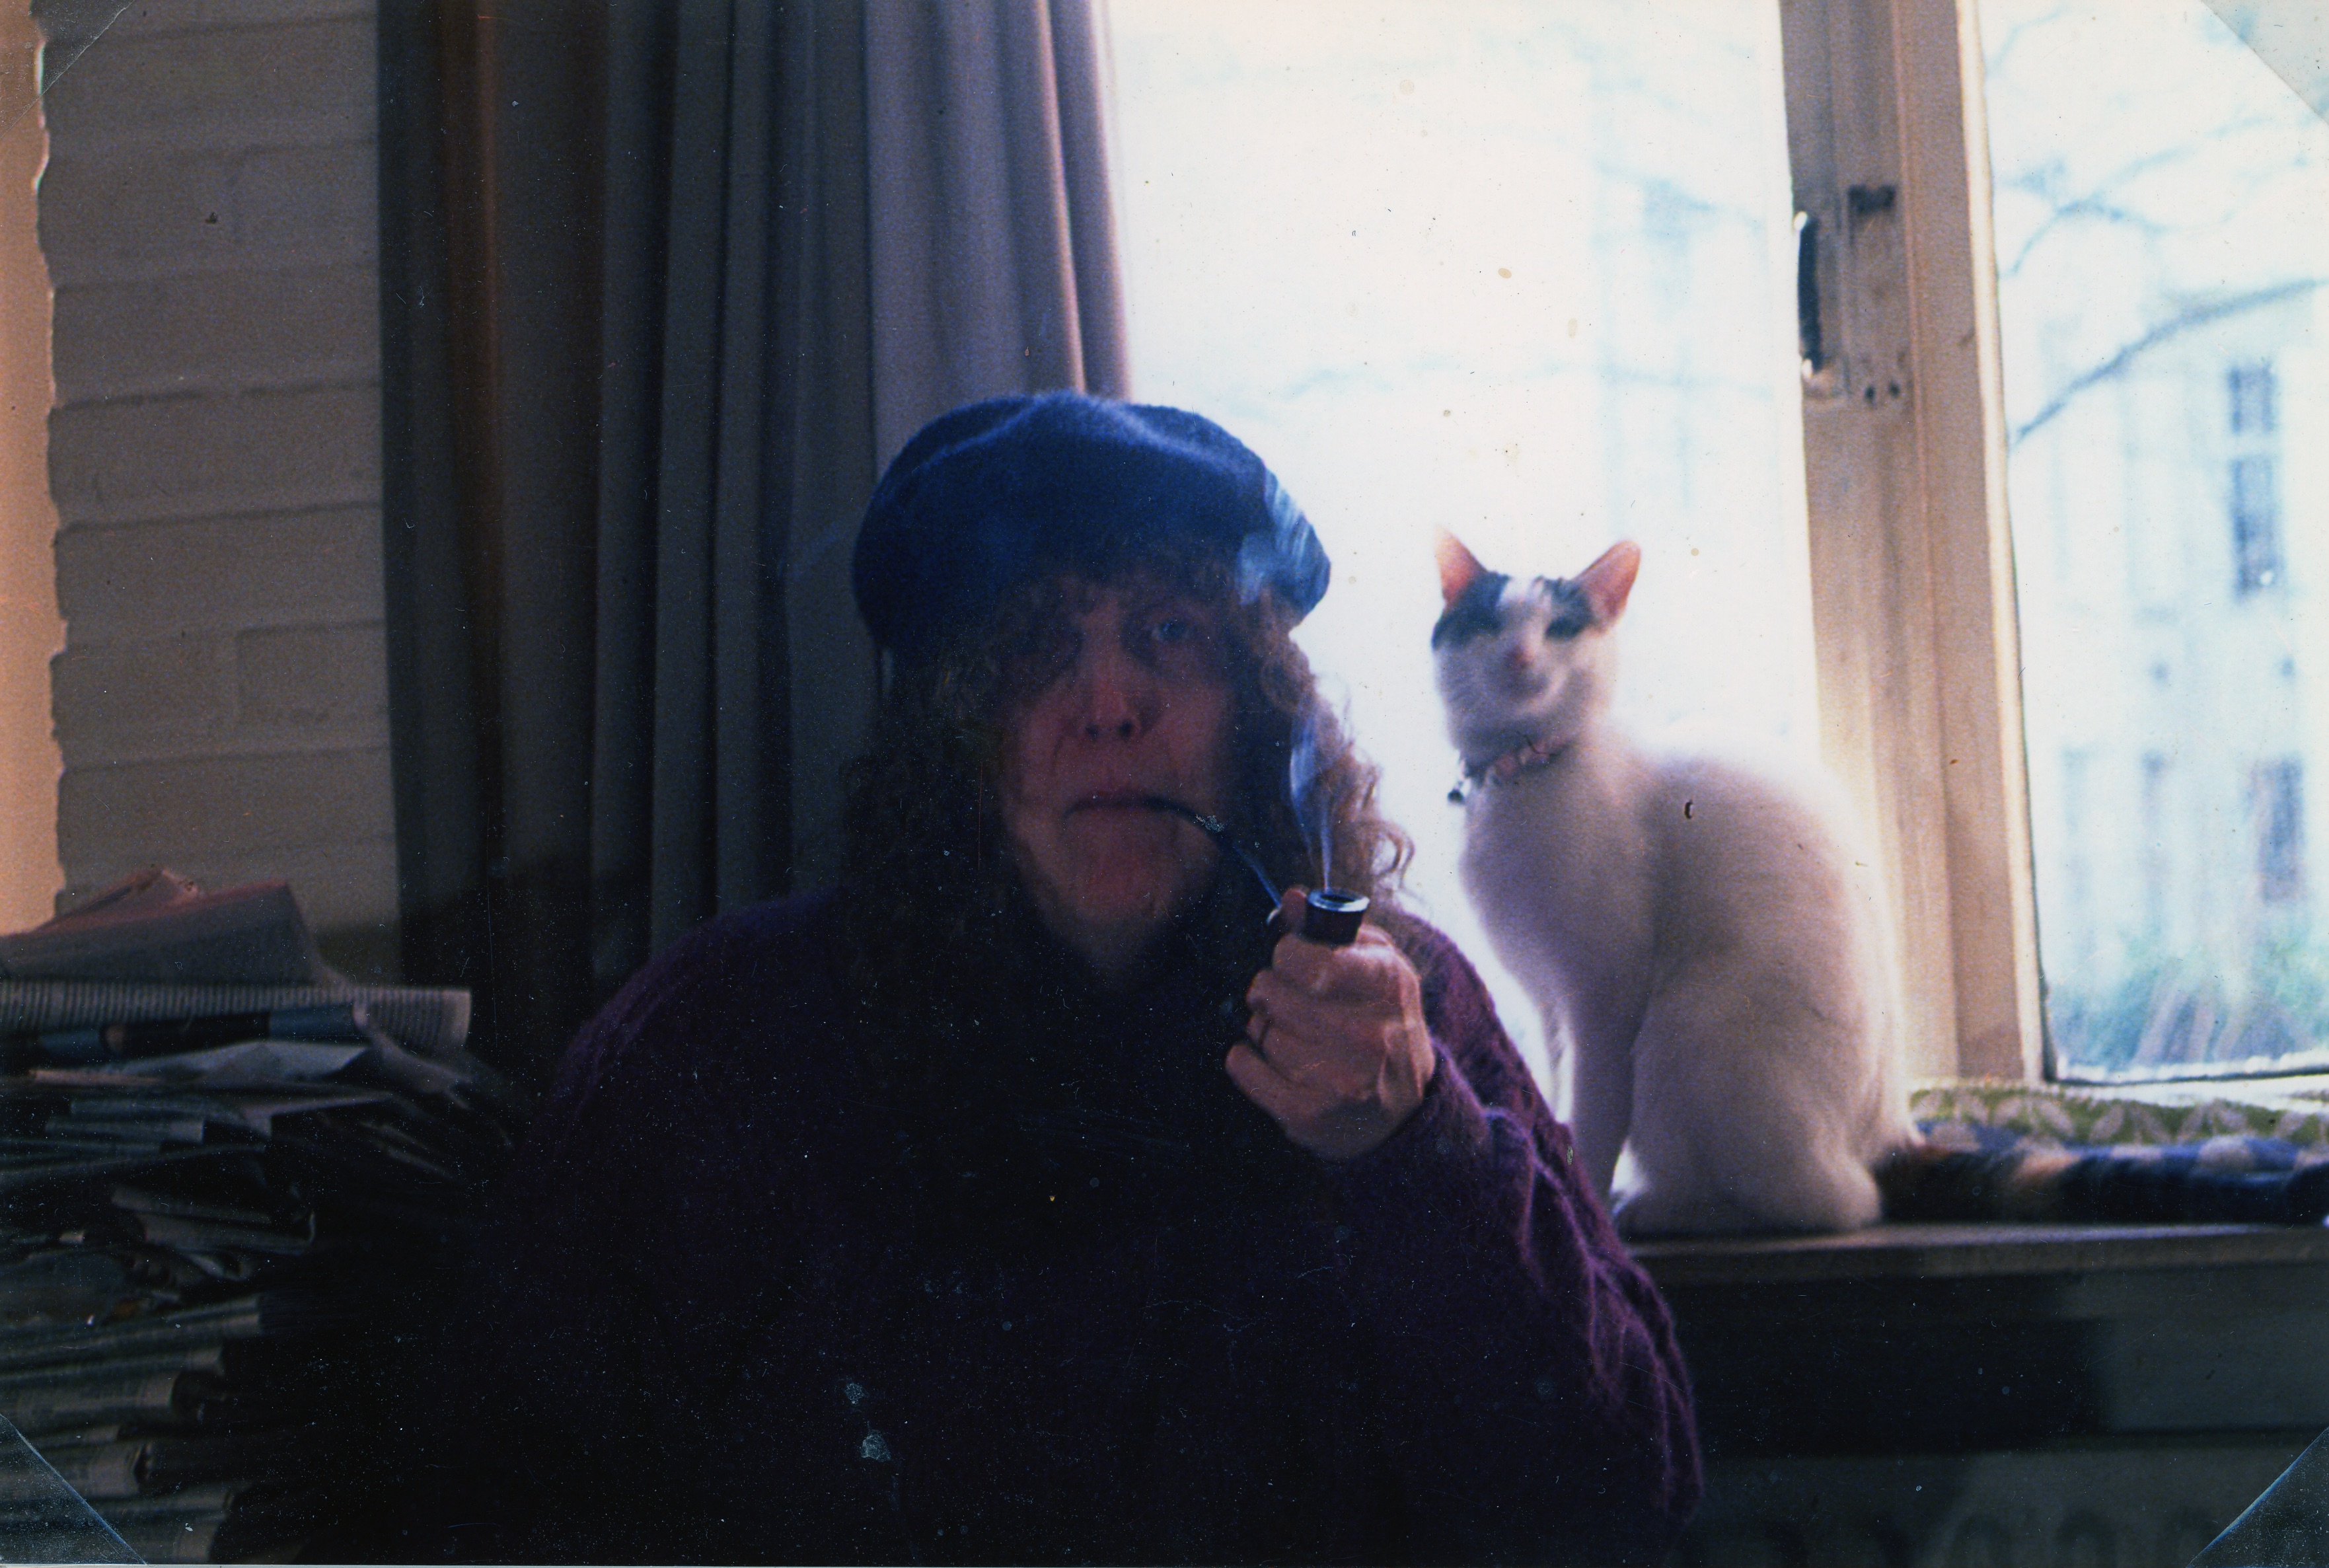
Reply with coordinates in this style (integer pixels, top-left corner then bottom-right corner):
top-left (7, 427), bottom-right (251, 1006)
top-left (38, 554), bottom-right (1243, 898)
top-left (1985, 1), bottom-right (2329, 1081)
top-left (1113, 0), bottom-right (2329, 1092)
top-left (1109, 2), bottom-right (1808, 1091)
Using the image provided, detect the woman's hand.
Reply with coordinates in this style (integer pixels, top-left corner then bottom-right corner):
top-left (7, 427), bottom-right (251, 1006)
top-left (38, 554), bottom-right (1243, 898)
top-left (1228, 888), bottom-right (1438, 1161)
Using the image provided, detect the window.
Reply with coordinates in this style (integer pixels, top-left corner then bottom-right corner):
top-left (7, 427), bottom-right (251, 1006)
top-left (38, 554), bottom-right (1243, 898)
top-left (2139, 751), bottom-right (2171, 942)
top-left (2229, 361), bottom-right (2277, 437)
top-left (2256, 759), bottom-right (2305, 907)
top-left (2227, 359), bottom-right (2285, 597)
top-left (2231, 453), bottom-right (2283, 595)
top-left (1111, 0), bottom-right (2328, 1089)
top-left (2055, 748), bottom-right (2096, 975)
top-left (1110, 1), bottom-right (1809, 1090)
top-left (2226, 363), bottom-right (2287, 596)
top-left (1983, 0), bottom-right (2329, 1079)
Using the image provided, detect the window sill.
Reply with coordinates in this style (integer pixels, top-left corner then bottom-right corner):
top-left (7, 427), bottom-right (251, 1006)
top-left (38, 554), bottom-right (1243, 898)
top-left (1631, 1217), bottom-right (2329, 1285)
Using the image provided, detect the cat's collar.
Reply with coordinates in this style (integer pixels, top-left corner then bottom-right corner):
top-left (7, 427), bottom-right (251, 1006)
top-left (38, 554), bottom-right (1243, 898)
top-left (1448, 733), bottom-right (1572, 803)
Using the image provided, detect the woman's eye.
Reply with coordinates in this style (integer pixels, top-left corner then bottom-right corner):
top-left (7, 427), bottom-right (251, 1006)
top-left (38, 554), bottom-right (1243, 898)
top-left (1007, 624), bottom-right (1079, 692)
top-left (1152, 616), bottom-right (1191, 646)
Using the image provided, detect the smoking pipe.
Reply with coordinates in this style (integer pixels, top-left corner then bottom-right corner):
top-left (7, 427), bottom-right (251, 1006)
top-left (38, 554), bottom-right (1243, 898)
top-left (1140, 797), bottom-right (1370, 946)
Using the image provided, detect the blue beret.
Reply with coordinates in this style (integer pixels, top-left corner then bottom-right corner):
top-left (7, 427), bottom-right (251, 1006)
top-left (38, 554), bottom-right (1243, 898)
top-left (852, 392), bottom-right (1330, 659)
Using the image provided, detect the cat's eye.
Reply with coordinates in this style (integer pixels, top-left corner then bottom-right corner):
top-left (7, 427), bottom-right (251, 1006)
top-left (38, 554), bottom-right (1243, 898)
top-left (1541, 582), bottom-right (1595, 642)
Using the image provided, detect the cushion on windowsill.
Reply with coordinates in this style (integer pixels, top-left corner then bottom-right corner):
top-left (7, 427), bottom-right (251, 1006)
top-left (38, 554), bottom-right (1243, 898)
top-left (1913, 1078), bottom-right (2329, 1168)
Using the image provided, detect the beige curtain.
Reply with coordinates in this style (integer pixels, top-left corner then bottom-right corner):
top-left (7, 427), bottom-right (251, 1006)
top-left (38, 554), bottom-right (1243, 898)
top-left (863, 0), bottom-right (1130, 466)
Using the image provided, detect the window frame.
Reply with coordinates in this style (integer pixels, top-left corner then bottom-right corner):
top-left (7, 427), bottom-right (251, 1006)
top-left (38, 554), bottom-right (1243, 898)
top-left (2231, 451), bottom-right (2284, 595)
top-left (1778, 0), bottom-right (2044, 1081)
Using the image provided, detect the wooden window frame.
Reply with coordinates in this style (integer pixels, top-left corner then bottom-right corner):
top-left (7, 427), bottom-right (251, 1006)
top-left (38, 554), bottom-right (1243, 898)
top-left (1779, 0), bottom-right (2044, 1081)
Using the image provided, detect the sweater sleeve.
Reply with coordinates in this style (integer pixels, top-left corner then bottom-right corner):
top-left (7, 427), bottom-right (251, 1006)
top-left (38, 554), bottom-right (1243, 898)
top-left (1323, 920), bottom-right (1701, 1567)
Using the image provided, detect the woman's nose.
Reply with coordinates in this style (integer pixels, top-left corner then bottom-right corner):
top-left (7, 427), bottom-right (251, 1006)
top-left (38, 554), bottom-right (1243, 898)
top-left (1076, 640), bottom-right (1152, 740)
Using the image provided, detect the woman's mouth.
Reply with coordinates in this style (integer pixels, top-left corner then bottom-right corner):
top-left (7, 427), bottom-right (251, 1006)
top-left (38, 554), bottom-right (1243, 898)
top-left (1134, 796), bottom-right (1280, 909)
top-left (1074, 790), bottom-right (1172, 815)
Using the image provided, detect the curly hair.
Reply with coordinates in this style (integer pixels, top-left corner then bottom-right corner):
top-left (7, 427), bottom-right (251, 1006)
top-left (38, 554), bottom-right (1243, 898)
top-left (838, 547), bottom-right (1411, 1031)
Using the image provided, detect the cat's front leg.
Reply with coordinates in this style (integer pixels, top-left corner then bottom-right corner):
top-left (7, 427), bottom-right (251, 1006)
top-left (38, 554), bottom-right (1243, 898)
top-left (1563, 997), bottom-right (1637, 1202)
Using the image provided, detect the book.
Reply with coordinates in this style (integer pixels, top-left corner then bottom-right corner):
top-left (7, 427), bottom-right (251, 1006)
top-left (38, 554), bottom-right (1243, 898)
top-left (88, 1490), bottom-right (235, 1565)
top-left (0, 1298), bottom-right (287, 1377)
top-left (0, 1145), bottom-right (229, 1197)
top-left (0, 1516), bottom-right (139, 1566)
top-left (81, 1481), bottom-right (235, 1516)
top-left (0, 874), bottom-right (507, 1561)
top-left (0, 1349), bottom-right (228, 1400)
top-left (0, 1440), bottom-right (137, 1502)
top-left (34, 1006), bottom-right (369, 1066)
top-left (112, 1514), bottom-right (220, 1563)
top-left (1, 1368), bottom-right (199, 1435)
top-left (0, 874), bottom-right (323, 987)
top-left (0, 981), bottom-right (471, 1057)
top-left (29, 1433), bottom-right (297, 1499)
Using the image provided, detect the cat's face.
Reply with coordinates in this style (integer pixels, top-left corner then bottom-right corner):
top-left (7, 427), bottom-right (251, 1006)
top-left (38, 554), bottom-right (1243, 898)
top-left (1431, 535), bottom-right (1641, 764)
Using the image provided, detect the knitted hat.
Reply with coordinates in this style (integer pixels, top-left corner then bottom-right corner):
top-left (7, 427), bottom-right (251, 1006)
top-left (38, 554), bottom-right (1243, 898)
top-left (852, 392), bottom-right (1330, 660)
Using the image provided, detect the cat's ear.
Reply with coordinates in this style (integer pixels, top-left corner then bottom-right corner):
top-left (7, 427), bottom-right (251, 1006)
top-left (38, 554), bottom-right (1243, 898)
top-left (1577, 541), bottom-right (1642, 624)
top-left (1435, 529), bottom-right (1487, 607)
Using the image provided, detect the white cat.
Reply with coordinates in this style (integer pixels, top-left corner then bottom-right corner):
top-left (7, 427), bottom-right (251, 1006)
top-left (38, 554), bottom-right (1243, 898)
top-left (1432, 533), bottom-right (1913, 1236)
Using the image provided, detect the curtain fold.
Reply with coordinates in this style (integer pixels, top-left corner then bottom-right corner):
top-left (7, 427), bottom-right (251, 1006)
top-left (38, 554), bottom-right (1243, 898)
top-left (863, 0), bottom-right (1127, 461)
top-left (381, 0), bottom-right (1128, 1084)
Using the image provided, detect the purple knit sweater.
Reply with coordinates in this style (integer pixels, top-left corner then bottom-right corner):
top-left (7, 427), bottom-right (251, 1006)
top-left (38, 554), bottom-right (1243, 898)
top-left (443, 890), bottom-right (1699, 1564)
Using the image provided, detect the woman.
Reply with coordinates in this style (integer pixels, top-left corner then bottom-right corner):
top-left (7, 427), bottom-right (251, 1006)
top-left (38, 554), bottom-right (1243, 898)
top-left (441, 393), bottom-right (1699, 1563)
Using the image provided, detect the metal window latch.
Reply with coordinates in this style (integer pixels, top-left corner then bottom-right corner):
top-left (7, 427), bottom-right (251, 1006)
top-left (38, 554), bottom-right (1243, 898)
top-left (1795, 209), bottom-right (1826, 379)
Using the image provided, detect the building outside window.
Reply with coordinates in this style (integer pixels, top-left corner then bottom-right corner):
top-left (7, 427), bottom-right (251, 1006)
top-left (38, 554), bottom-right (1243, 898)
top-left (2139, 750), bottom-right (2173, 943)
top-left (2231, 452), bottom-right (2283, 595)
top-left (2228, 361), bottom-right (2286, 597)
top-left (2230, 360), bottom-right (2277, 435)
top-left (2256, 757), bottom-right (2305, 907)
top-left (1989, 0), bottom-right (2328, 1077)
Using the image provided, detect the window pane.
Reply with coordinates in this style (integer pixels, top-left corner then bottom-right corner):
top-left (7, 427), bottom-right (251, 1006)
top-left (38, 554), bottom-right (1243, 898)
top-left (1110, 2), bottom-right (1807, 1089)
top-left (1983, 0), bottom-right (2329, 1077)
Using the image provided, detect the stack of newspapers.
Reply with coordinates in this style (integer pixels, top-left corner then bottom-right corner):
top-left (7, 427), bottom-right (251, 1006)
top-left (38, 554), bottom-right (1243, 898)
top-left (0, 872), bottom-right (517, 1561)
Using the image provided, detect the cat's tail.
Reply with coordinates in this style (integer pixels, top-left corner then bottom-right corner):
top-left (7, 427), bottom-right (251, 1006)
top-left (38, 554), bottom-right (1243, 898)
top-left (1874, 1140), bottom-right (2329, 1226)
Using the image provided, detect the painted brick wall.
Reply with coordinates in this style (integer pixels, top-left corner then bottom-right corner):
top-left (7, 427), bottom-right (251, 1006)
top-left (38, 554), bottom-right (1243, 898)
top-left (36, 0), bottom-right (396, 974)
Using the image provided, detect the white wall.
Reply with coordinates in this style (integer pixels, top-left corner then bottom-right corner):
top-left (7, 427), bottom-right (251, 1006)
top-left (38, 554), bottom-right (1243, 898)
top-left (36, 0), bottom-right (396, 973)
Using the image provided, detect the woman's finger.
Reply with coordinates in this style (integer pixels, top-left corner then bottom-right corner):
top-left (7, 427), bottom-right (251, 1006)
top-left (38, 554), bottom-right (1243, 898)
top-left (1225, 1041), bottom-right (1308, 1122)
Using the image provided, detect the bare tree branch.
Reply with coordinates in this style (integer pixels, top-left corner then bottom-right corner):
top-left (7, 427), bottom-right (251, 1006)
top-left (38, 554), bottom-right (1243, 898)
top-left (2001, 192), bottom-right (2168, 278)
top-left (1997, 113), bottom-right (2280, 278)
top-left (1982, 2), bottom-right (2074, 80)
top-left (2009, 278), bottom-right (2324, 447)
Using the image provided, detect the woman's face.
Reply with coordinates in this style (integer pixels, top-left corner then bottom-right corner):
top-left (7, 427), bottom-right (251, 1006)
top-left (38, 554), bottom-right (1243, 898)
top-left (996, 574), bottom-right (1235, 985)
